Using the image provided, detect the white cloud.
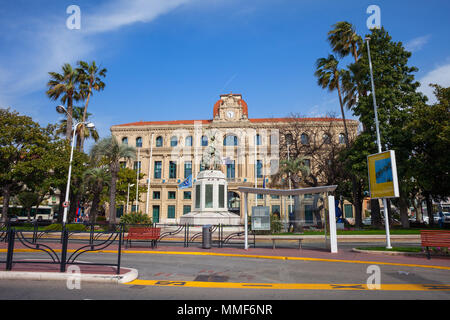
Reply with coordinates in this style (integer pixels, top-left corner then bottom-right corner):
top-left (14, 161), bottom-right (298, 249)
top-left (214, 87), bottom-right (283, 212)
top-left (418, 63), bottom-right (450, 103)
top-left (0, 0), bottom-right (194, 110)
top-left (84, 0), bottom-right (192, 34)
top-left (405, 35), bottom-right (431, 52)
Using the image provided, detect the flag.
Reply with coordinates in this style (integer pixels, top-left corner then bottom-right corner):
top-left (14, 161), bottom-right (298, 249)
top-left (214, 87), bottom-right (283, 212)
top-left (178, 175), bottom-right (193, 189)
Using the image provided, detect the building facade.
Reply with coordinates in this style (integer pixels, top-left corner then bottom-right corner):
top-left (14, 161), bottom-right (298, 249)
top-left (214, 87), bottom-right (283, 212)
top-left (110, 93), bottom-right (359, 224)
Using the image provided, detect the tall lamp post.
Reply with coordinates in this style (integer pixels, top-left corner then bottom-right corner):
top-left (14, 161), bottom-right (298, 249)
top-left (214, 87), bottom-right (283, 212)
top-left (57, 105), bottom-right (95, 226)
top-left (365, 37), bottom-right (392, 249)
top-left (126, 183), bottom-right (135, 214)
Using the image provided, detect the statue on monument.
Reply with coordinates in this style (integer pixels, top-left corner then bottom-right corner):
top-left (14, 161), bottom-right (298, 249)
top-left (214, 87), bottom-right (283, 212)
top-left (200, 129), bottom-right (222, 170)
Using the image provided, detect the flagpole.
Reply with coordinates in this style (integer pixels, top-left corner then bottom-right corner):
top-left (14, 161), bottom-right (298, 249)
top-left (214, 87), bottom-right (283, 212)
top-left (146, 133), bottom-right (154, 215)
top-left (255, 132), bottom-right (257, 207)
top-left (135, 147), bottom-right (140, 212)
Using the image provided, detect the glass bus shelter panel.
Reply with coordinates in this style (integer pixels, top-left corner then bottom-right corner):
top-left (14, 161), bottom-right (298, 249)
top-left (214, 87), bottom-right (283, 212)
top-left (285, 193), bottom-right (328, 233)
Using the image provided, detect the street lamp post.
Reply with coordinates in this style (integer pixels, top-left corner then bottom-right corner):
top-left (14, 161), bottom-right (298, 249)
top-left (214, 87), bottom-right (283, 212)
top-left (126, 183), bottom-right (134, 214)
top-left (365, 37), bottom-right (392, 249)
top-left (57, 105), bottom-right (95, 226)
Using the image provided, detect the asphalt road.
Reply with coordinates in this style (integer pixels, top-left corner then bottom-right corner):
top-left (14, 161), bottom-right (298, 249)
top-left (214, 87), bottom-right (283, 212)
top-left (1, 241), bottom-right (450, 301)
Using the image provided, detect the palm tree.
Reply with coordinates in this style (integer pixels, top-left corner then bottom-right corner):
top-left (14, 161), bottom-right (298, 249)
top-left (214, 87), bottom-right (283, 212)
top-left (47, 63), bottom-right (82, 141)
top-left (270, 158), bottom-right (310, 190)
top-left (315, 55), bottom-right (350, 147)
top-left (77, 61), bottom-right (107, 153)
top-left (90, 136), bottom-right (135, 226)
top-left (327, 21), bottom-right (362, 63)
top-left (83, 167), bottom-right (111, 223)
top-left (56, 106), bottom-right (99, 150)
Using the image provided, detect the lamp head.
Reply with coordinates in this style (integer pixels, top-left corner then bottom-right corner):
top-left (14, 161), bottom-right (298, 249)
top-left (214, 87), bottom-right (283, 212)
top-left (56, 105), bottom-right (67, 114)
top-left (85, 122), bottom-right (95, 129)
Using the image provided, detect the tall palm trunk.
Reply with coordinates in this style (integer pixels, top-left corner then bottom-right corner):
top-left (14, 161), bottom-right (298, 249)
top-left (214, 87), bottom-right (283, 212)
top-left (65, 95), bottom-right (74, 141)
top-left (336, 82), bottom-right (350, 147)
top-left (79, 84), bottom-right (92, 153)
top-left (109, 162), bottom-right (119, 227)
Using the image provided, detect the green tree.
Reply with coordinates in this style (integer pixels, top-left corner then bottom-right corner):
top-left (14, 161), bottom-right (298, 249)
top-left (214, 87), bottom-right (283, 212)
top-left (345, 27), bottom-right (426, 228)
top-left (47, 63), bottom-right (82, 141)
top-left (83, 167), bottom-right (111, 223)
top-left (17, 192), bottom-right (40, 221)
top-left (56, 106), bottom-right (99, 151)
top-left (77, 61), bottom-right (107, 153)
top-left (116, 167), bottom-right (146, 213)
top-left (328, 21), bottom-right (362, 63)
top-left (90, 136), bottom-right (136, 226)
top-left (0, 109), bottom-right (51, 222)
top-left (315, 55), bottom-right (350, 146)
top-left (407, 84), bottom-right (450, 224)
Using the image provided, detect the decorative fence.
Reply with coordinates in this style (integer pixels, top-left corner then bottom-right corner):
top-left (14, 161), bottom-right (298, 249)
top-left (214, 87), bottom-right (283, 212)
top-left (1, 222), bottom-right (258, 272)
top-left (1, 223), bottom-right (123, 274)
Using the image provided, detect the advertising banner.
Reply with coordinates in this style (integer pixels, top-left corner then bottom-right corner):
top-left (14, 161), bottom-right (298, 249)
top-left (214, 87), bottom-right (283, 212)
top-left (367, 150), bottom-right (399, 199)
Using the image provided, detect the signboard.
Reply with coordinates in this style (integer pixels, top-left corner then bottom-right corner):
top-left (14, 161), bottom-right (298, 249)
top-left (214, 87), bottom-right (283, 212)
top-left (251, 206), bottom-right (270, 231)
top-left (367, 150), bottom-right (399, 199)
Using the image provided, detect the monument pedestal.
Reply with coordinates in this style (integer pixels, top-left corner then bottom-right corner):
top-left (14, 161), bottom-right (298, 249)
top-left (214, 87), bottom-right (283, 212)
top-left (180, 170), bottom-right (241, 226)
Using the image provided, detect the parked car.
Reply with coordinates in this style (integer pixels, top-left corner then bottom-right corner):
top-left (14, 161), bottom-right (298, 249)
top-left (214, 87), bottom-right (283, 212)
top-left (7, 215), bottom-right (22, 226)
top-left (443, 212), bottom-right (450, 224)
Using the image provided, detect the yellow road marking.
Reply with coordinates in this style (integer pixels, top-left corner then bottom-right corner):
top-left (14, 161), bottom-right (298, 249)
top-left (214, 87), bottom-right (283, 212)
top-left (126, 279), bottom-right (450, 291)
top-left (3, 249), bottom-right (450, 271)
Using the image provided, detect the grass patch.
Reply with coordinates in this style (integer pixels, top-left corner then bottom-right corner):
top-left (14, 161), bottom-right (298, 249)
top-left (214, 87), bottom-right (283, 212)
top-left (275, 229), bottom-right (422, 236)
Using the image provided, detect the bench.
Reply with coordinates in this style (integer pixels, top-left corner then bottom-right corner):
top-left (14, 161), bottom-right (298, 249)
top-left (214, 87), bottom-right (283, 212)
top-left (125, 227), bottom-right (161, 248)
top-left (270, 236), bottom-right (304, 250)
top-left (420, 230), bottom-right (450, 259)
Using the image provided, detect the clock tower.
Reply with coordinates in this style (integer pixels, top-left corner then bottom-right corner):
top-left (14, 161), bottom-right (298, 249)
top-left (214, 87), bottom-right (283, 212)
top-left (213, 93), bottom-right (249, 122)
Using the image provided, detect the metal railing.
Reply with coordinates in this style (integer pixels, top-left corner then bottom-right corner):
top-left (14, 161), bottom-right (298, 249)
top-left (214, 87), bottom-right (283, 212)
top-left (1, 223), bottom-right (123, 274)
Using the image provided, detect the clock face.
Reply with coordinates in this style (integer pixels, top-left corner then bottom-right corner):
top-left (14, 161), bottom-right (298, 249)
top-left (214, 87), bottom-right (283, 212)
top-left (226, 110), bottom-right (235, 119)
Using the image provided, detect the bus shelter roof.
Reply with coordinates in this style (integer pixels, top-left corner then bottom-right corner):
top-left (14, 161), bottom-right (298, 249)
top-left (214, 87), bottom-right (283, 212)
top-left (238, 185), bottom-right (337, 196)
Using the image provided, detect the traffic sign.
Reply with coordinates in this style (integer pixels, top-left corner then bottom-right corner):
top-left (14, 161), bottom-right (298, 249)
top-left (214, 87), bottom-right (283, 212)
top-left (63, 201), bottom-right (69, 208)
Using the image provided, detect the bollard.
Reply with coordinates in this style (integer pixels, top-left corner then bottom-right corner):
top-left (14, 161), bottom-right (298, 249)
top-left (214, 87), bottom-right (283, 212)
top-left (6, 229), bottom-right (15, 271)
top-left (202, 225), bottom-right (212, 249)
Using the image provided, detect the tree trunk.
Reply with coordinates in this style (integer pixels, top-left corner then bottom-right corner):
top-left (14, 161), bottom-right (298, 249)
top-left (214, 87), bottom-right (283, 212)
top-left (352, 178), bottom-right (363, 228)
top-left (65, 96), bottom-right (73, 141)
top-left (399, 196), bottom-right (410, 228)
top-left (337, 83), bottom-right (350, 147)
top-left (371, 198), bottom-right (382, 228)
top-left (109, 162), bottom-right (119, 227)
top-left (90, 192), bottom-right (100, 224)
top-left (1, 184), bottom-right (11, 223)
top-left (79, 87), bottom-right (92, 153)
top-left (425, 195), bottom-right (434, 227)
top-left (417, 200), bottom-right (423, 223)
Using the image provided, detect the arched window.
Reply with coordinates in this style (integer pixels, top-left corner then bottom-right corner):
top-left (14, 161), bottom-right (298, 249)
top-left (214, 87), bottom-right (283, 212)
top-left (201, 135), bottom-right (208, 147)
top-left (223, 134), bottom-right (238, 146)
top-left (136, 137), bottom-right (142, 148)
top-left (285, 133), bottom-right (293, 145)
top-left (156, 136), bottom-right (163, 147)
top-left (185, 136), bottom-right (193, 147)
top-left (121, 137), bottom-right (128, 145)
top-left (323, 133), bottom-right (331, 144)
top-left (338, 133), bottom-right (346, 144)
top-left (301, 133), bottom-right (309, 145)
top-left (170, 136), bottom-right (178, 147)
top-left (256, 134), bottom-right (261, 146)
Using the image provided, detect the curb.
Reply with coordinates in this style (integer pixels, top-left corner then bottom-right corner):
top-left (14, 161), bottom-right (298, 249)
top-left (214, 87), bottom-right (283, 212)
top-left (0, 267), bottom-right (138, 284)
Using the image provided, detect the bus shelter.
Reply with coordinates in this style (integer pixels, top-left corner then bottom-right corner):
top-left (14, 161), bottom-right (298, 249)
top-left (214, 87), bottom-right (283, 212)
top-left (238, 185), bottom-right (338, 253)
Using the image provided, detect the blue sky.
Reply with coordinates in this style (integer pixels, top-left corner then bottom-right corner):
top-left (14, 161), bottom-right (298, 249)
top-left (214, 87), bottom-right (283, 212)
top-left (1, 0), bottom-right (449, 150)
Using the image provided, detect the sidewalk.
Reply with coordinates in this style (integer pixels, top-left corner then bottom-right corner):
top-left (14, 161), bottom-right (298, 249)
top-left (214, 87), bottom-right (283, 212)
top-left (1, 237), bottom-right (449, 283)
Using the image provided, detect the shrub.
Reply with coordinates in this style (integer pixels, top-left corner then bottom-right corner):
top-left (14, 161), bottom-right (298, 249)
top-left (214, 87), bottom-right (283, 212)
top-left (120, 212), bottom-right (152, 226)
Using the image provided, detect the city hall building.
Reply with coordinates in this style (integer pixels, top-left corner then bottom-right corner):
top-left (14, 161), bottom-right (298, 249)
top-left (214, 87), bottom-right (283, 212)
top-left (110, 93), bottom-right (358, 224)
